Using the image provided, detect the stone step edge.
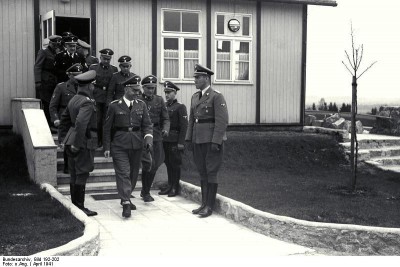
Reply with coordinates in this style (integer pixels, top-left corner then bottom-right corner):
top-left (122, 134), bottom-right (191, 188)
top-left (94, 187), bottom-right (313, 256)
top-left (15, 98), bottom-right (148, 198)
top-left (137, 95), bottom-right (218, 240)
top-left (57, 157), bottom-right (113, 164)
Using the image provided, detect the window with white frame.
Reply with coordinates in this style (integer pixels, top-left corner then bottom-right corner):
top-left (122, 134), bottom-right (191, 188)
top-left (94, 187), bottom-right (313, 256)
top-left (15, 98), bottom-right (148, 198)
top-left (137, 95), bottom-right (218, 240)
top-left (162, 9), bottom-right (201, 81)
top-left (215, 13), bottom-right (252, 82)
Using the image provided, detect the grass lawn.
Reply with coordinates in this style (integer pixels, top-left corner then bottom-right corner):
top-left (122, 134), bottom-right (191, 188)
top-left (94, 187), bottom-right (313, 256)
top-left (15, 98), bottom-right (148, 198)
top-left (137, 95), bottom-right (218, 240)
top-left (0, 132), bottom-right (84, 256)
top-left (182, 131), bottom-right (400, 228)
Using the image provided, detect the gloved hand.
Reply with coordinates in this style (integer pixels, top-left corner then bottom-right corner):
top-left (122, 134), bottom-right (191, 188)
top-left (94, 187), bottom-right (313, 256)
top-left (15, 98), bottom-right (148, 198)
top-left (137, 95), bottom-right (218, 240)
top-left (54, 120), bottom-right (60, 127)
top-left (144, 135), bottom-right (153, 153)
top-left (104, 150), bottom-right (111, 158)
top-left (211, 143), bottom-right (220, 152)
top-left (162, 130), bottom-right (169, 137)
top-left (177, 144), bottom-right (185, 151)
top-left (185, 141), bottom-right (193, 151)
top-left (70, 145), bottom-right (80, 153)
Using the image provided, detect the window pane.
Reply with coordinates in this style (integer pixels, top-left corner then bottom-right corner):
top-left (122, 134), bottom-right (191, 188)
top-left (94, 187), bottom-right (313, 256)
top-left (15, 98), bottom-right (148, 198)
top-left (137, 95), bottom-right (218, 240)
top-left (217, 15), bottom-right (224, 34)
top-left (182, 12), bottom-right (199, 33)
top-left (184, 39), bottom-right (199, 78)
top-left (235, 42), bottom-right (249, 80)
top-left (164, 11), bottom-right (180, 31)
top-left (43, 21), bottom-right (48, 38)
top-left (242, 16), bottom-right (250, 36)
top-left (48, 18), bottom-right (52, 35)
top-left (216, 41), bottom-right (231, 80)
top-left (164, 38), bottom-right (179, 78)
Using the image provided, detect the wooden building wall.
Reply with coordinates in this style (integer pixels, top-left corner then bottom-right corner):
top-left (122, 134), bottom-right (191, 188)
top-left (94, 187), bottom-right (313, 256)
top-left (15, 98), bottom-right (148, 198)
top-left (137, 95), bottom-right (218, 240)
top-left (260, 3), bottom-right (303, 124)
top-left (156, 0), bottom-right (208, 114)
top-left (96, 0), bottom-right (153, 76)
top-left (211, 0), bottom-right (257, 124)
top-left (39, 0), bottom-right (91, 17)
top-left (0, 0), bottom-right (35, 125)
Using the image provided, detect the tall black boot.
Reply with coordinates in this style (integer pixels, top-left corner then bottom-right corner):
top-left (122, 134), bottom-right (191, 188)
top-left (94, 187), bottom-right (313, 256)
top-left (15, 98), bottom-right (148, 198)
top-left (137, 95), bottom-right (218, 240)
top-left (74, 184), bottom-right (97, 216)
top-left (70, 183), bottom-right (76, 205)
top-left (159, 165), bottom-right (172, 195)
top-left (199, 183), bottom-right (218, 218)
top-left (143, 171), bottom-right (155, 202)
top-left (192, 181), bottom-right (207, 214)
top-left (168, 168), bottom-right (180, 197)
top-left (63, 151), bottom-right (69, 174)
top-left (140, 171), bottom-right (148, 198)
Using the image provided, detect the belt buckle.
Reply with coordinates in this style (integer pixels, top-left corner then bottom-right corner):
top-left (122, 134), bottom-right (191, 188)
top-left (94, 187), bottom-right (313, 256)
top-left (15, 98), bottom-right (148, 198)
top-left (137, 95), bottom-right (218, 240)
top-left (128, 127), bottom-right (133, 132)
top-left (195, 118), bottom-right (198, 123)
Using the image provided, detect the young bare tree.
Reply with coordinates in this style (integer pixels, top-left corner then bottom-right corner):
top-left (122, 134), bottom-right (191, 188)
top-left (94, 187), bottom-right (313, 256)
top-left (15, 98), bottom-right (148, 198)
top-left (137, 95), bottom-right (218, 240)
top-left (342, 23), bottom-right (377, 191)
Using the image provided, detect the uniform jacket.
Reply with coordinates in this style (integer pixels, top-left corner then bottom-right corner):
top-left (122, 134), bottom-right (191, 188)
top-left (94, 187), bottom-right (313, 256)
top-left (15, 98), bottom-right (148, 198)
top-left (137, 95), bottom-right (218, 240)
top-left (185, 87), bottom-right (229, 145)
top-left (89, 63), bottom-right (118, 103)
top-left (34, 46), bottom-right (58, 102)
top-left (59, 86), bottom-right (97, 150)
top-left (106, 72), bottom-right (136, 106)
top-left (103, 98), bottom-right (153, 151)
top-left (49, 80), bottom-right (77, 123)
top-left (163, 99), bottom-right (188, 145)
top-left (85, 55), bottom-right (99, 67)
top-left (139, 94), bottom-right (170, 142)
top-left (54, 51), bottom-right (88, 83)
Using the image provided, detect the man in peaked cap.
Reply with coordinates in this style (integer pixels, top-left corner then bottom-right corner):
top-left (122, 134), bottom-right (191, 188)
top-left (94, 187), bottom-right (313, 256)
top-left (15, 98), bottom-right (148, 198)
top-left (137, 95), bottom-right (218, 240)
top-left (90, 48), bottom-right (118, 148)
top-left (54, 35), bottom-right (88, 83)
top-left (103, 75), bottom-right (153, 218)
top-left (77, 39), bottom-right (99, 68)
top-left (106, 55), bottom-right (137, 106)
top-left (185, 63), bottom-right (229, 218)
top-left (160, 81), bottom-right (188, 197)
top-left (59, 70), bottom-right (98, 217)
top-left (34, 34), bottom-right (62, 127)
top-left (139, 75), bottom-right (170, 202)
top-left (49, 63), bottom-right (83, 174)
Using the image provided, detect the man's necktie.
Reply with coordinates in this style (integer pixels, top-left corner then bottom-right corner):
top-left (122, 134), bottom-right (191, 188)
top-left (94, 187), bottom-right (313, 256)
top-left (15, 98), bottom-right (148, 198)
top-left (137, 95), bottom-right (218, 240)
top-left (129, 101), bottom-right (133, 110)
top-left (199, 92), bottom-right (202, 100)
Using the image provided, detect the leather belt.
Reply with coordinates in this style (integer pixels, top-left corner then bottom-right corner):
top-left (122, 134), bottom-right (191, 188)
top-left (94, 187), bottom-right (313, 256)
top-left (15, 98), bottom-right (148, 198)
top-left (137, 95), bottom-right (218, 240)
top-left (195, 118), bottom-right (215, 123)
top-left (115, 126), bottom-right (141, 132)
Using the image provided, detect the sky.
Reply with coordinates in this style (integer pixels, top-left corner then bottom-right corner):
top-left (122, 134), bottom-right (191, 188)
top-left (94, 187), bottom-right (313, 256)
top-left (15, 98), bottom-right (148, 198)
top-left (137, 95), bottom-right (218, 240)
top-left (307, 0), bottom-right (400, 103)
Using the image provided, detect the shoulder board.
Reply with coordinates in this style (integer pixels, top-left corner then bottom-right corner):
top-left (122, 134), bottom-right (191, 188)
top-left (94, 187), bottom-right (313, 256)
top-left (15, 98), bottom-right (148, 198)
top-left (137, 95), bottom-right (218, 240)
top-left (193, 91), bottom-right (200, 96)
top-left (136, 99), bottom-right (145, 103)
top-left (111, 64), bottom-right (117, 68)
top-left (213, 90), bottom-right (221, 94)
top-left (113, 71), bottom-right (119, 75)
top-left (110, 99), bottom-right (119, 104)
top-left (56, 82), bottom-right (64, 86)
top-left (90, 63), bottom-right (98, 67)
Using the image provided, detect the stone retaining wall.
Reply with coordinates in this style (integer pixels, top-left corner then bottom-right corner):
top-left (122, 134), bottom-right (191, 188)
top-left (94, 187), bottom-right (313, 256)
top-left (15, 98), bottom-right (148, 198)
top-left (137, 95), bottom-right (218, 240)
top-left (180, 181), bottom-right (400, 255)
top-left (31, 184), bottom-right (100, 256)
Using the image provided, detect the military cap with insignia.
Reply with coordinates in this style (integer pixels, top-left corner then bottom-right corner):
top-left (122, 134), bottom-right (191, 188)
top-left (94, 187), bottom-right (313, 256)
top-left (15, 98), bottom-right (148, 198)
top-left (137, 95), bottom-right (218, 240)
top-left (194, 63), bottom-right (214, 76)
top-left (61, 32), bottom-right (74, 38)
top-left (141, 75), bottom-right (157, 87)
top-left (75, 70), bottom-right (96, 84)
top-left (48, 35), bottom-right (62, 43)
top-left (99, 48), bottom-right (114, 58)
top-left (122, 75), bottom-right (142, 88)
top-left (118, 55), bottom-right (132, 65)
top-left (164, 81), bottom-right (180, 92)
top-left (63, 35), bottom-right (78, 44)
top-left (77, 39), bottom-right (91, 49)
top-left (66, 63), bottom-right (84, 75)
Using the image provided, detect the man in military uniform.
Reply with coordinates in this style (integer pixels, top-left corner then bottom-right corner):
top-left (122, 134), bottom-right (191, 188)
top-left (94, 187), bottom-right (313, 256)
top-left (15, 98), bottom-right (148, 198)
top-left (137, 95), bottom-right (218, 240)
top-left (54, 35), bottom-right (88, 83)
top-left (185, 64), bottom-right (229, 218)
top-left (139, 75), bottom-right (170, 202)
top-left (103, 75), bottom-right (153, 218)
top-left (59, 70), bottom-right (98, 217)
top-left (159, 81), bottom-right (188, 197)
top-left (106, 56), bottom-right (136, 106)
top-left (34, 35), bottom-right (62, 127)
top-left (77, 39), bottom-right (99, 67)
top-left (90, 48), bottom-right (118, 148)
top-left (49, 63), bottom-right (83, 174)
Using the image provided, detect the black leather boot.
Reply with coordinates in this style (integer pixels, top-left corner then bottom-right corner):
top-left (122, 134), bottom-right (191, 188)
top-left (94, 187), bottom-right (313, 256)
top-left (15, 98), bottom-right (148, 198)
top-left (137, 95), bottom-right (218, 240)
top-left (74, 184), bottom-right (97, 216)
top-left (63, 151), bottom-right (69, 174)
top-left (70, 183), bottom-right (76, 205)
top-left (159, 166), bottom-right (172, 195)
top-left (199, 183), bottom-right (218, 218)
top-left (168, 168), bottom-right (180, 197)
top-left (140, 171), bottom-right (147, 198)
top-left (122, 203), bottom-right (131, 218)
top-left (192, 181), bottom-right (207, 214)
top-left (143, 171), bottom-right (155, 202)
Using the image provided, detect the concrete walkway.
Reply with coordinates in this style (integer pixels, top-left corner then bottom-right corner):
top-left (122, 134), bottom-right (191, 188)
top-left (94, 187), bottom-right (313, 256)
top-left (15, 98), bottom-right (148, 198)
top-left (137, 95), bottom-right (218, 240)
top-left (82, 190), bottom-right (317, 257)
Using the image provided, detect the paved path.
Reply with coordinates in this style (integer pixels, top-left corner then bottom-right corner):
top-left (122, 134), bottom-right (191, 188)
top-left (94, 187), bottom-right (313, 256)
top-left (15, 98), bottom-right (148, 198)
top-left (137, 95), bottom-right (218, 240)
top-left (82, 190), bottom-right (317, 257)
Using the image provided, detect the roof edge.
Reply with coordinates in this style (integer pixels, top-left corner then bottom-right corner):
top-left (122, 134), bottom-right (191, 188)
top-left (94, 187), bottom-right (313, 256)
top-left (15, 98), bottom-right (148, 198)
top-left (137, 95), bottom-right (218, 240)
top-left (260, 0), bottom-right (338, 7)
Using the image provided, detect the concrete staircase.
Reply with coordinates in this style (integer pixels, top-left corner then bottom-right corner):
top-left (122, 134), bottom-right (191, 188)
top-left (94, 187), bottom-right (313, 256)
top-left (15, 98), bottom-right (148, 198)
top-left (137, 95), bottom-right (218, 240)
top-left (53, 135), bottom-right (142, 195)
top-left (340, 134), bottom-right (400, 173)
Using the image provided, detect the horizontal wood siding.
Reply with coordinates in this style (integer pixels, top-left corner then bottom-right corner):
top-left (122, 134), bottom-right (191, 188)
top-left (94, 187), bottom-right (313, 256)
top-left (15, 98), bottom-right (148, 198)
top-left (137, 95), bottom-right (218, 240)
top-left (211, 0), bottom-right (257, 124)
top-left (260, 3), bottom-right (303, 124)
top-left (39, 0), bottom-right (91, 17)
top-left (157, 0), bottom-right (207, 113)
top-left (96, 0), bottom-right (152, 78)
top-left (0, 0), bottom-right (35, 125)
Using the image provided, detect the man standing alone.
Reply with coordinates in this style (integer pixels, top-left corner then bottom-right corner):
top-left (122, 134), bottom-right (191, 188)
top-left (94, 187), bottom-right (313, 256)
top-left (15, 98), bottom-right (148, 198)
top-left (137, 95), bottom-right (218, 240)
top-left (185, 64), bottom-right (229, 218)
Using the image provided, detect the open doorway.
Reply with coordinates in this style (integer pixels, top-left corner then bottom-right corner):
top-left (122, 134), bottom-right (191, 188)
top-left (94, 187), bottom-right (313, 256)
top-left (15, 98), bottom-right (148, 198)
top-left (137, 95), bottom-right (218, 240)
top-left (56, 16), bottom-right (91, 44)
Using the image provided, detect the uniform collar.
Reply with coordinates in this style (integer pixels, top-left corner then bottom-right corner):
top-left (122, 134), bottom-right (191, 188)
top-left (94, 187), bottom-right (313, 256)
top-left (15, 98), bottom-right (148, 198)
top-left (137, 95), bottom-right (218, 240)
top-left (100, 63), bottom-right (109, 69)
top-left (167, 99), bottom-right (177, 106)
top-left (123, 96), bottom-right (133, 107)
top-left (120, 72), bottom-right (130, 78)
top-left (201, 85), bottom-right (211, 96)
top-left (143, 94), bottom-right (153, 101)
top-left (67, 51), bottom-right (75, 58)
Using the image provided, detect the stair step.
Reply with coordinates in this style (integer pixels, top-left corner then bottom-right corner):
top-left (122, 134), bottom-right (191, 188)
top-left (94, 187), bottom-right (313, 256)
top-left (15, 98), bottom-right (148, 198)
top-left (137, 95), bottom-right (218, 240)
top-left (341, 139), bottom-right (400, 149)
top-left (376, 165), bottom-right (400, 173)
top-left (57, 146), bottom-right (105, 158)
top-left (368, 146), bottom-right (400, 158)
top-left (57, 181), bottom-right (143, 195)
top-left (369, 156), bottom-right (400, 166)
top-left (57, 168), bottom-right (115, 184)
top-left (57, 157), bottom-right (114, 171)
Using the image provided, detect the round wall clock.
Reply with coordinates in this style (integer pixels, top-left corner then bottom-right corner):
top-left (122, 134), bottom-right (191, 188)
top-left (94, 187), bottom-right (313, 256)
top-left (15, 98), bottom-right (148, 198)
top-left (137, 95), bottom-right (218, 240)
top-left (228, 18), bottom-right (240, 32)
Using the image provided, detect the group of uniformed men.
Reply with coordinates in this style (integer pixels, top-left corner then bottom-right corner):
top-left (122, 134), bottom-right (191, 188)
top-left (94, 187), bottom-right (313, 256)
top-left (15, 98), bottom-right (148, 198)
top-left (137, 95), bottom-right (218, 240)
top-left (34, 33), bottom-right (229, 219)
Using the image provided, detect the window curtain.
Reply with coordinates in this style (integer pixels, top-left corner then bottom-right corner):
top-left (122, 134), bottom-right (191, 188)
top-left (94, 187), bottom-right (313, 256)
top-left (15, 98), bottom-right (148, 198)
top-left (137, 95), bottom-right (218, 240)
top-left (164, 49), bottom-right (179, 78)
top-left (184, 50), bottom-right (198, 78)
top-left (216, 52), bottom-right (230, 80)
top-left (236, 53), bottom-right (249, 80)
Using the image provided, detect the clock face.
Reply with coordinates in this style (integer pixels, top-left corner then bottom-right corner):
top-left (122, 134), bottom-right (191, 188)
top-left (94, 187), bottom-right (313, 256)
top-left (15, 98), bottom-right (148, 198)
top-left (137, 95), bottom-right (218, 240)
top-left (228, 18), bottom-right (240, 32)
